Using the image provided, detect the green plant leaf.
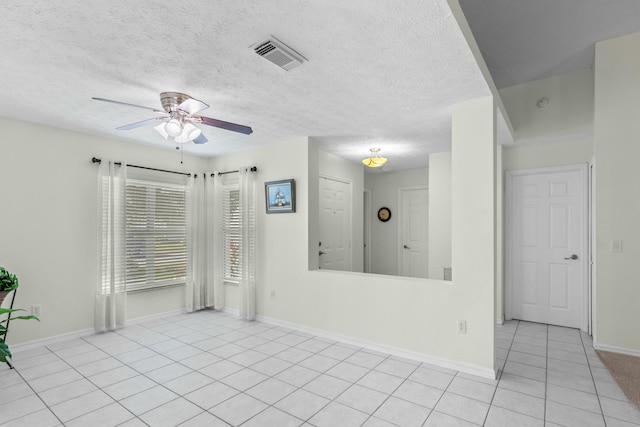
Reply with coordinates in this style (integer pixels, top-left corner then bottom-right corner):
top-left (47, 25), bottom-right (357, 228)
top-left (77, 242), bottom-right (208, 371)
top-left (9, 315), bottom-right (40, 322)
top-left (0, 267), bottom-right (19, 292)
top-left (0, 293), bottom-right (39, 365)
top-left (0, 308), bottom-right (25, 315)
top-left (0, 341), bottom-right (11, 364)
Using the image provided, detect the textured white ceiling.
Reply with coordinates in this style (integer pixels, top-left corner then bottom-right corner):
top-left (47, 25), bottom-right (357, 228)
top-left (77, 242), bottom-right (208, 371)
top-left (2, 0), bottom-right (491, 172)
top-left (459, 0), bottom-right (640, 89)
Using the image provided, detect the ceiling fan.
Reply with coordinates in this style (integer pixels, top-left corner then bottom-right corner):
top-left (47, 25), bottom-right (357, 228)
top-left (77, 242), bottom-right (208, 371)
top-left (93, 92), bottom-right (253, 144)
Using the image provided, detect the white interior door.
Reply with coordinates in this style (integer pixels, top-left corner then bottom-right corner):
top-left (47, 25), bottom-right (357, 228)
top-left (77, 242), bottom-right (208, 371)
top-left (319, 177), bottom-right (351, 271)
top-left (400, 187), bottom-right (428, 278)
top-left (506, 165), bottom-right (588, 330)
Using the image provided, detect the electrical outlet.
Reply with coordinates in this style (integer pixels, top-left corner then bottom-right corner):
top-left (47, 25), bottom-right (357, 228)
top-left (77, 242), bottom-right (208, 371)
top-left (270, 290), bottom-right (276, 300)
top-left (611, 240), bottom-right (623, 253)
top-left (31, 305), bottom-right (41, 317)
top-left (457, 320), bottom-right (466, 334)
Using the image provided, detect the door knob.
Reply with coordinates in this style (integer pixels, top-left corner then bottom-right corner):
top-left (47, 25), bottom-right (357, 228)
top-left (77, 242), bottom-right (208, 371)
top-left (403, 245), bottom-right (410, 249)
top-left (319, 251), bottom-right (326, 256)
top-left (564, 254), bottom-right (578, 260)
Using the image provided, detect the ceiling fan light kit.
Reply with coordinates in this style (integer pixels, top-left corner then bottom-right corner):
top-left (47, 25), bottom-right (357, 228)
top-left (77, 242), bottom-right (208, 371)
top-left (362, 148), bottom-right (388, 168)
top-left (175, 123), bottom-right (202, 143)
top-left (92, 91), bottom-right (253, 146)
top-left (164, 117), bottom-right (183, 137)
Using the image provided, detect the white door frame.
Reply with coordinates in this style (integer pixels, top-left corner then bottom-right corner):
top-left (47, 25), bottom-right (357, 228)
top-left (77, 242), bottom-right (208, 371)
top-left (505, 164), bottom-right (590, 332)
top-left (363, 188), bottom-right (372, 274)
top-left (397, 185), bottom-right (428, 277)
top-left (588, 160), bottom-right (595, 336)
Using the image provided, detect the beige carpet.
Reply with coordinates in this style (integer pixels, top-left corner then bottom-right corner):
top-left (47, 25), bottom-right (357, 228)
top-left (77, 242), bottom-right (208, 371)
top-left (597, 350), bottom-right (640, 407)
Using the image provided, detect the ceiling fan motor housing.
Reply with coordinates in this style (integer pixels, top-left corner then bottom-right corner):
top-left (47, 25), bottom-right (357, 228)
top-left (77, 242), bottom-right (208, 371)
top-left (160, 92), bottom-right (191, 113)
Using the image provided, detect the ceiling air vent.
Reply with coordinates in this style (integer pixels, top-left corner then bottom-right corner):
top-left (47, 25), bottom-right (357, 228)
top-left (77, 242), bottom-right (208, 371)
top-left (251, 36), bottom-right (307, 71)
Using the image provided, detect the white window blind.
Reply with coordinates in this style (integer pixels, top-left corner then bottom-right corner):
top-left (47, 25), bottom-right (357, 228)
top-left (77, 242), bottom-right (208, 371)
top-left (125, 179), bottom-right (188, 292)
top-left (222, 185), bottom-right (241, 282)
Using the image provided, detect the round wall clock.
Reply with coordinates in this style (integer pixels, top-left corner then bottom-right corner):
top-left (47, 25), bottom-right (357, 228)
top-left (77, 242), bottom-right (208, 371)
top-left (377, 207), bottom-right (391, 222)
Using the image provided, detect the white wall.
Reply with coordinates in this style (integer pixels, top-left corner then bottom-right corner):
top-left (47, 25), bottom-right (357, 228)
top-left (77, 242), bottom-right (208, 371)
top-left (3, 98), bottom-right (498, 375)
top-left (0, 117), bottom-right (207, 344)
top-left (428, 152), bottom-right (452, 280)
top-left (364, 169), bottom-right (428, 276)
top-left (495, 146), bottom-right (503, 324)
top-left (208, 138), bottom-right (312, 317)
top-left (503, 137), bottom-right (593, 171)
top-left (209, 99), bottom-right (496, 375)
top-left (318, 150), bottom-right (364, 273)
top-left (593, 31), bottom-right (640, 354)
top-left (451, 97), bottom-right (496, 372)
top-left (500, 69), bottom-right (594, 144)
top-left (498, 71), bottom-right (595, 326)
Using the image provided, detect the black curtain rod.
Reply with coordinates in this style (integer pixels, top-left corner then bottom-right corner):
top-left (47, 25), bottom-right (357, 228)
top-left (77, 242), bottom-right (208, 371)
top-left (210, 166), bottom-right (258, 177)
top-left (92, 157), bottom-right (192, 177)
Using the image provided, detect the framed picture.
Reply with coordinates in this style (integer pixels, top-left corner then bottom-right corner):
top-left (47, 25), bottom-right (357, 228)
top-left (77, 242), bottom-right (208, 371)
top-left (265, 179), bottom-right (296, 214)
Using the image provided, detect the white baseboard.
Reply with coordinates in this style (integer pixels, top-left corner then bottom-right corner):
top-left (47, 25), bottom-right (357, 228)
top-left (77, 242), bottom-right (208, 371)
top-left (127, 308), bottom-right (186, 325)
top-left (11, 308), bottom-right (187, 352)
top-left (10, 327), bottom-right (96, 353)
top-left (594, 342), bottom-right (640, 357)
top-left (11, 307), bottom-right (496, 380)
top-left (256, 314), bottom-right (496, 379)
top-left (221, 307), bottom-right (240, 317)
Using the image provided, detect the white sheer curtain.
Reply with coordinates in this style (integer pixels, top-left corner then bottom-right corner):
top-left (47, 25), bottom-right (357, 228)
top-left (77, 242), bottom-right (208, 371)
top-left (186, 173), bottom-right (208, 312)
top-left (238, 167), bottom-right (257, 320)
top-left (212, 173), bottom-right (225, 310)
top-left (96, 161), bottom-right (126, 332)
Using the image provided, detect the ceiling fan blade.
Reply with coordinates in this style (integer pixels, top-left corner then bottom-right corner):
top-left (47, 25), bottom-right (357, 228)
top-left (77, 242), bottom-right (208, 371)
top-left (92, 97), bottom-right (164, 113)
top-left (192, 133), bottom-right (209, 144)
top-left (178, 98), bottom-right (209, 116)
top-left (197, 116), bottom-right (253, 135)
top-left (153, 123), bottom-right (169, 139)
top-left (117, 117), bottom-right (162, 130)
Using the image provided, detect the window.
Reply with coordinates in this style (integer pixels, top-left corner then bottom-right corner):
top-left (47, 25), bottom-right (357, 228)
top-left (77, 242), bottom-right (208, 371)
top-left (125, 179), bottom-right (188, 291)
top-left (222, 185), bottom-right (240, 282)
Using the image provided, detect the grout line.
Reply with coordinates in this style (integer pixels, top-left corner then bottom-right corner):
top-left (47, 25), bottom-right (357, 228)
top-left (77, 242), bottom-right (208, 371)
top-left (580, 330), bottom-right (608, 426)
top-left (125, 313), bottom-right (325, 422)
top-left (193, 320), bottom-right (433, 425)
top-left (286, 344), bottom-right (387, 424)
top-left (52, 338), bottom-right (142, 425)
top-left (544, 322), bottom-right (549, 425)
top-left (10, 313), bottom-right (613, 427)
top-left (482, 319), bottom-right (518, 425)
top-left (8, 367), bottom-right (65, 426)
top-left (358, 354), bottom-right (422, 426)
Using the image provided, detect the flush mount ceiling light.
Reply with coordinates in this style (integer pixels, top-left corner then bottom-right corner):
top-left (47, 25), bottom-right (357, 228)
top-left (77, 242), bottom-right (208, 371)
top-left (362, 148), bottom-right (388, 168)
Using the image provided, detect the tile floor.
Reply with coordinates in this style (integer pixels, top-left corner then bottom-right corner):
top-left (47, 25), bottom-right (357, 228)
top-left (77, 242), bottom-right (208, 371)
top-left (1, 310), bottom-right (639, 426)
